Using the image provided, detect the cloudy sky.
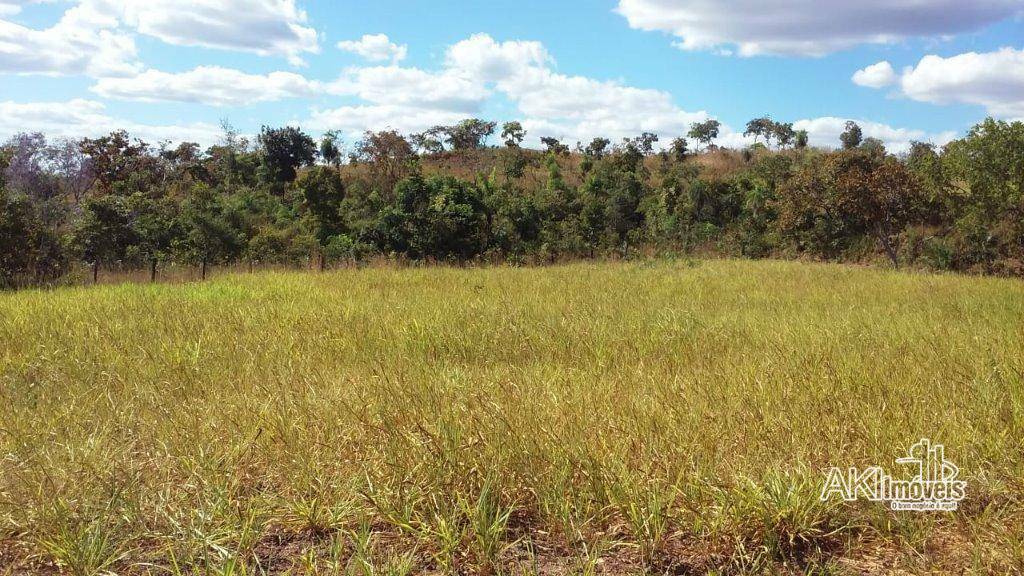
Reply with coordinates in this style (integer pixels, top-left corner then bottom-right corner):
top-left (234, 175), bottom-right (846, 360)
top-left (2, 0), bottom-right (1023, 152)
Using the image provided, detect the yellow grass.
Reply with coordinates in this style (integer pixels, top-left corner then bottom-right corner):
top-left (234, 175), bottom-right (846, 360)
top-left (1, 259), bottom-right (1022, 574)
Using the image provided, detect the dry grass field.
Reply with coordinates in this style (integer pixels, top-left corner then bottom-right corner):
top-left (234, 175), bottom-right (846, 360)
top-left (1, 259), bottom-right (1022, 574)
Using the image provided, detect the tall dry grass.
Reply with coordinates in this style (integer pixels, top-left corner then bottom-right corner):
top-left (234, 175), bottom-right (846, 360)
top-left (1, 259), bottom-right (1022, 574)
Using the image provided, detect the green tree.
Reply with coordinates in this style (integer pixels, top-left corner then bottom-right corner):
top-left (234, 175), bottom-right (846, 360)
top-left (860, 137), bottom-right (886, 157)
top-left (73, 195), bottom-right (136, 283)
top-left (688, 120), bottom-right (721, 151)
top-left (540, 137), bottom-right (569, 156)
top-left (624, 132), bottom-right (659, 156)
top-left (482, 177), bottom-right (541, 258)
top-left (941, 118), bottom-right (1024, 270)
top-left (410, 126), bottom-right (447, 154)
top-left (379, 173), bottom-right (488, 260)
top-left (127, 193), bottom-right (178, 282)
top-left (499, 147), bottom-right (529, 180)
top-left (352, 130), bottom-right (415, 197)
top-left (501, 122), bottom-right (526, 148)
top-left (577, 150), bottom-right (650, 252)
top-left (444, 119), bottom-right (497, 150)
top-left (257, 126), bottom-right (316, 184)
top-left (297, 166), bottom-right (347, 269)
top-left (319, 130), bottom-right (343, 168)
top-left (0, 187), bottom-right (43, 288)
top-left (79, 130), bottom-right (152, 195)
top-left (585, 137), bottom-right (611, 160)
top-left (175, 184), bottom-right (242, 279)
top-left (744, 117), bottom-right (775, 146)
top-left (669, 137), bottom-right (688, 161)
top-left (772, 122), bottom-right (796, 149)
top-left (943, 119), bottom-right (1024, 216)
top-left (905, 141), bottom-right (946, 209)
top-left (840, 121), bottom-right (863, 150)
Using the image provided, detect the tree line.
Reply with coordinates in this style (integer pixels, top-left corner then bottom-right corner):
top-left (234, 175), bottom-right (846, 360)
top-left (1, 116), bottom-right (1022, 288)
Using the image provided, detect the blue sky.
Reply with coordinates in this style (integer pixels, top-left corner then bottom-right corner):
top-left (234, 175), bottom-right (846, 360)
top-left (2, 0), bottom-right (1023, 152)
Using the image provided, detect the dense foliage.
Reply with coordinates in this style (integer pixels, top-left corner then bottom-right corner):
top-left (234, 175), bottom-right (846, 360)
top-left (2, 117), bottom-right (1023, 287)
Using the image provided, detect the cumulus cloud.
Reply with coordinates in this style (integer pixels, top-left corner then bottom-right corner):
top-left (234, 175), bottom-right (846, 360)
top-left (308, 33), bottom-right (944, 152)
top-left (894, 48), bottom-right (1024, 119)
top-left (616, 0), bottom-right (1024, 56)
top-left (3, 27), bottom-right (950, 152)
top-left (86, 45), bottom-right (492, 110)
top-left (852, 61), bottom-right (897, 88)
top-left (306, 104), bottom-right (470, 138)
top-left (852, 49), bottom-right (1024, 119)
top-left (445, 34), bottom-right (552, 82)
top-left (793, 116), bottom-right (957, 153)
top-left (306, 61), bottom-right (494, 136)
top-left (444, 34), bottom-right (710, 145)
top-left (510, 73), bottom-right (709, 145)
top-left (0, 0), bottom-right (319, 76)
top-left (305, 37), bottom-right (504, 137)
top-left (0, 1), bottom-right (140, 76)
top-left (309, 34), bottom-right (713, 146)
top-left (92, 66), bottom-right (321, 106)
top-left (0, 0), bottom-right (50, 17)
top-left (0, 99), bottom-right (222, 145)
top-left (337, 34), bottom-right (407, 63)
top-left (118, 0), bottom-right (319, 65)
top-left (90, 61), bottom-right (492, 111)
top-left (328, 65), bottom-right (489, 112)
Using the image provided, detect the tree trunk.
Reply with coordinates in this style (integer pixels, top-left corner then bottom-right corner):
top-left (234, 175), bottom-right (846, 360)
top-left (319, 250), bottom-right (326, 272)
top-left (248, 260), bottom-right (254, 274)
top-left (150, 259), bottom-right (158, 283)
top-left (876, 228), bottom-right (899, 269)
top-left (201, 259), bottom-right (207, 280)
top-left (92, 261), bottom-right (99, 284)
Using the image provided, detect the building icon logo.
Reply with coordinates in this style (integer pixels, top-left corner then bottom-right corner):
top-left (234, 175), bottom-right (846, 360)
top-left (821, 439), bottom-right (967, 511)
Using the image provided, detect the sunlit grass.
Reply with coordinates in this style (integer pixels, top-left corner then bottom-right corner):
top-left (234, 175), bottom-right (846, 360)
top-left (1, 259), bottom-right (1022, 574)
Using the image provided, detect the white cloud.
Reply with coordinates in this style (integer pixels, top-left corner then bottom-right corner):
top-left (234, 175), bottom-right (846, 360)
top-left (92, 66), bottom-right (320, 106)
top-left (310, 34), bottom-right (943, 153)
top-left (0, 0), bottom-right (50, 17)
top-left (2, 29), bottom-right (958, 154)
top-left (117, 0), bottom-right (319, 65)
top-left (0, 0), bottom-right (319, 76)
top-left (0, 99), bottom-right (222, 145)
top-left (0, 1), bottom-right (140, 76)
top-left (852, 61), bottom-right (897, 88)
top-left (307, 61), bottom-right (494, 136)
top-left (443, 34), bottom-right (709, 145)
top-left (853, 49), bottom-right (1024, 120)
top-left (337, 34), bottom-right (407, 63)
top-left (509, 72), bottom-right (709, 145)
top-left (445, 33), bottom-right (552, 82)
top-left (306, 37), bottom-right (504, 137)
top-left (616, 0), bottom-right (1024, 56)
top-left (793, 116), bottom-right (957, 153)
top-left (328, 65), bottom-right (489, 112)
top-left (312, 34), bottom-right (712, 146)
top-left (895, 48), bottom-right (1024, 119)
top-left (306, 104), bottom-right (469, 138)
top-left (90, 61), bottom-right (493, 111)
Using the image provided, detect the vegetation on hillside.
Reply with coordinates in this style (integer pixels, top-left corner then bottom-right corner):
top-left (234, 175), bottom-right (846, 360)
top-left (2, 117), bottom-right (1024, 288)
top-left (1, 260), bottom-right (1022, 573)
